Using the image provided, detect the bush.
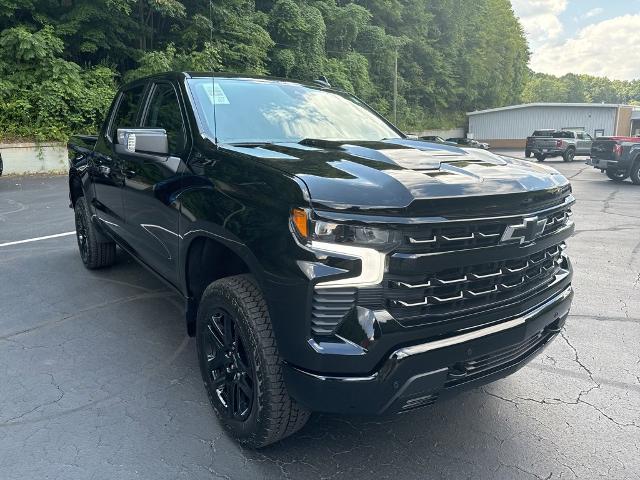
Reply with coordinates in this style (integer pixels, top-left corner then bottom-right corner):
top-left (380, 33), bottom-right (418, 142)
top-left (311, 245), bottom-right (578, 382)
top-left (0, 26), bottom-right (117, 142)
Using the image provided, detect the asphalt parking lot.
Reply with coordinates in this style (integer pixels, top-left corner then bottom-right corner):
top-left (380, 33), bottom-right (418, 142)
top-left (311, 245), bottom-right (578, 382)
top-left (1, 155), bottom-right (639, 480)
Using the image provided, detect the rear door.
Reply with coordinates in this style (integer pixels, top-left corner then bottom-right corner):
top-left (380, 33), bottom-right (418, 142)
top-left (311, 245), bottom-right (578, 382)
top-left (91, 84), bottom-right (146, 238)
top-left (121, 81), bottom-right (189, 285)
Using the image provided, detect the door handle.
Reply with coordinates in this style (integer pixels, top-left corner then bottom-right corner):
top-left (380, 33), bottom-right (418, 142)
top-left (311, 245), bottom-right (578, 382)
top-left (98, 165), bottom-right (111, 175)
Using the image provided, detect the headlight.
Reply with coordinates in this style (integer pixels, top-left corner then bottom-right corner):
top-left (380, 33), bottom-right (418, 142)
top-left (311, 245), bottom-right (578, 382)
top-left (291, 208), bottom-right (401, 252)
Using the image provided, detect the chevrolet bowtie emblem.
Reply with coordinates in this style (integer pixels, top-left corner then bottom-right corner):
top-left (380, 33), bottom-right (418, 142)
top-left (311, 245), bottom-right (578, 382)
top-left (501, 216), bottom-right (547, 244)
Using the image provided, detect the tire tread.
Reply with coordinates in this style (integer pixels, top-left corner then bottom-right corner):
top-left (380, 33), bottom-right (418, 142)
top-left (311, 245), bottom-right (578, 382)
top-left (199, 274), bottom-right (310, 448)
top-left (75, 197), bottom-right (116, 269)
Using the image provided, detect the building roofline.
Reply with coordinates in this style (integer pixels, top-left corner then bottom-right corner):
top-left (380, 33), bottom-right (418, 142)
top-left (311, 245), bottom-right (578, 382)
top-left (467, 102), bottom-right (634, 116)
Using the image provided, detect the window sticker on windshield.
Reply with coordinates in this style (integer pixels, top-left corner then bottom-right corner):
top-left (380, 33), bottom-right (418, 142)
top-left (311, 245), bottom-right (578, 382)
top-left (202, 83), bottom-right (230, 105)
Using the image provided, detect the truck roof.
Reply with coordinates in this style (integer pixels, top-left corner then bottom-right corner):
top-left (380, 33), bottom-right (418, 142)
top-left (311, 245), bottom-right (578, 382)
top-left (121, 71), bottom-right (321, 90)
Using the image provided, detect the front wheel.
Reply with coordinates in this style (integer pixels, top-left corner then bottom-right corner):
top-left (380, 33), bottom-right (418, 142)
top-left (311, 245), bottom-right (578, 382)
top-left (525, 150), bottom-right (531, 158)
top-left (535, 154), bottom-right (546, 162)
top-left (196, 274), bottom-right (310, 448)
top-left (74, 196), bottom-right (116, 269)
top-left (606, 169), bottom-right (628, 183)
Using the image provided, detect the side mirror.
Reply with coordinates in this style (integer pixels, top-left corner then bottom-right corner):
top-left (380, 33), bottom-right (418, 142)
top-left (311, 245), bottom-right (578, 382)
top-left (117, 129), bottom-right (168, 155)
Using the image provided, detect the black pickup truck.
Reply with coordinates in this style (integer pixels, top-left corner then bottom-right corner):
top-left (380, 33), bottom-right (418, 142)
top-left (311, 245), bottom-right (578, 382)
top-left (589, 136), bottom-right (640, 184)
top-left (68, 72), bottom-right (575, 447)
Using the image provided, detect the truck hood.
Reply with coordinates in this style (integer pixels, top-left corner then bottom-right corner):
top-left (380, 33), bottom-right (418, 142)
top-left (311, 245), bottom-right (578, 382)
top-left (222, 139), bottom-right (570, 216)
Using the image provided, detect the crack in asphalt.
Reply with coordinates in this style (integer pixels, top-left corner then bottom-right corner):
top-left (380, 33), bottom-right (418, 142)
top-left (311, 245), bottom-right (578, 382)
top-left (571, 225), bottom-right (640, 236)
top-left (568, 313), bottom-right (640, 324)
top-left (0, 336), bottom-right (191, 427)
top-left (2, 373), bottom-right (66, 423)
top-left (484, 328), bottom-right (640, 433)
top-left (0, 290), bottom-right (170, 341)
top-left (567, 165), bottom-right (590, 180)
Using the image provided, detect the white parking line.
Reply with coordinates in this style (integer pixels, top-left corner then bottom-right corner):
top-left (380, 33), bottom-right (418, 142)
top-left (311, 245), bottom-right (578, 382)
top-left (0, 231), bottom-right (76, 247)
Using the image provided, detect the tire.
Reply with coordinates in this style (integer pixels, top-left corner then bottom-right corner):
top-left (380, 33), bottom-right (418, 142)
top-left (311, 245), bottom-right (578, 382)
top-left (196, 274), bottom-right (310, 448)
top-left (563, 148), bottom-right (575, 162)
top-left (630, 160), bottom-right (640, 185)
top-left (606, 169), bottom-right (628, 183)
top-left (74, 196), bottom-right (116, 269)
top-left (535, 154), bottom-right (546, 162)
top-left (525, 150), bottom-right (531, 158)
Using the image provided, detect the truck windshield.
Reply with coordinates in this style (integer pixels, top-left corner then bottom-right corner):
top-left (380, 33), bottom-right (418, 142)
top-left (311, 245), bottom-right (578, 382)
top-left (187, 78), bottom-right (401, 144)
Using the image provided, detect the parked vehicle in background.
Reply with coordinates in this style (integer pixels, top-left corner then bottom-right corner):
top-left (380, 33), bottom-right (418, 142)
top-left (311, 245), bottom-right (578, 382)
top-left (589, 136), bottom-right (640, 184)
top-left (0, 153), bottom-right (3, 176)
top-left (67, 72), bottom-right (575, 448)
top-left (525, 130), bottom-right (556, 158)
top-left (525, 130), bottom-right (592, 163)
top-left (419, 135), bottom-right (457, 145)
top-left (446, 137), bottom-right (490, 149)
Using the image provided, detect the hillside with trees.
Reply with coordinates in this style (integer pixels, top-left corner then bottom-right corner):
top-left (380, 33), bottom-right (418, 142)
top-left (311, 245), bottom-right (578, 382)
top-left (0, 0), bottom-right (638, 142)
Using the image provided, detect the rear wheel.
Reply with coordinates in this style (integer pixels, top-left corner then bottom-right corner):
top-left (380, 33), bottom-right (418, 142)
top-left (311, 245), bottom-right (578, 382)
top-left (563, 148), bottom-right (575, 162)
top-left (196, 274), bottom-right (310, 448)
top-left (74, 196), bottom-right (116, 269)
top-left (525, 150), bottom-right (531, 158)
top-left (535, 154), bottom-right (546, 162)
top-left (630, 160), bottom-right (640, 185)
top-left (606, 169), bottom-right (628, 182)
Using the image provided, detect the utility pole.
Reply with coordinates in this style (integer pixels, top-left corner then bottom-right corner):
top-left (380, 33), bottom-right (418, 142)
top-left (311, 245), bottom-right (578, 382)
top-left (393, 48), bottom-right (398, 125)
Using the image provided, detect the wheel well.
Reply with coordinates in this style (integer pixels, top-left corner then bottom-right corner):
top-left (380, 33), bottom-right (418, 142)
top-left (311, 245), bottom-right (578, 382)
top-left (184, 237), bottom-right (251, 335)
top-left (69, 175), bottom-right (83, 206)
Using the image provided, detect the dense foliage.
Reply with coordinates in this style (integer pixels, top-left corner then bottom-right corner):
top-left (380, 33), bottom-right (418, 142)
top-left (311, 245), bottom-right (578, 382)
top-left (522, 72), bottom-right (640, 106)
top-left (0, 1), bottom-right (637, 142)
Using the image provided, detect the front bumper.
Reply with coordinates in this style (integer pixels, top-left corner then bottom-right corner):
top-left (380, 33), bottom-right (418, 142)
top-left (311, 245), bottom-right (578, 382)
top-left (283, 286), bottom-right (572, 415)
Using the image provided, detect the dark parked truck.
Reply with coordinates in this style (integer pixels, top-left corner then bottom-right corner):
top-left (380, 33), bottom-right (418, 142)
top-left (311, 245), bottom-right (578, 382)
top-left (525, 130), bottom-right (593, 162)
top-left (68, 73), bottom-right (575, 447)
top-left (589, 136), bottom-right (640, 184)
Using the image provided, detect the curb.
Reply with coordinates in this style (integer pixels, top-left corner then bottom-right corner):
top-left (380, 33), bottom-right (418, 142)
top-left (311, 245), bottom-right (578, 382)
top-left (0, 143), bottom-right (68, 176)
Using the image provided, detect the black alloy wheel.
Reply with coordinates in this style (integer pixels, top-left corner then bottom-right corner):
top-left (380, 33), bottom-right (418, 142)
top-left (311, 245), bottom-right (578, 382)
top-left (75, 204), bottom-right (89, 264)
top-left (196, 274), bottom-right (310, 448)
top-left (201, 308), bottom-right (254, 420)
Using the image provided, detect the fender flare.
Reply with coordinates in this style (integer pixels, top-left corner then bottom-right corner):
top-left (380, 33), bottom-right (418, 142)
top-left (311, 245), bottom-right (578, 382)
top-left (179, 222), bottom-right (269, 334)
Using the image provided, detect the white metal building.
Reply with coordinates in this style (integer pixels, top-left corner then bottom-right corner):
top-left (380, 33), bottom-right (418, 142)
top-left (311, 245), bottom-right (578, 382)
top-left (467, 103), bottom-right (637, 148)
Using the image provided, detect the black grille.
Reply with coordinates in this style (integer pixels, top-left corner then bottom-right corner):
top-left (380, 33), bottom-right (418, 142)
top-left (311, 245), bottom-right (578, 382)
top-left (398, 204), bottom-right (572, 254)
top-left (386, 244), bottom-right (566, 325)
top-left (311, 287), bottom-right (356, 336)
top-left (445, 329), bottom-right (553, 387)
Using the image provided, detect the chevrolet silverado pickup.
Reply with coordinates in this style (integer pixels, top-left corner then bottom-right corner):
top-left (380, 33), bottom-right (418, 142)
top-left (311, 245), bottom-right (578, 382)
top-left (67, 73), bottom-right (575, 447)
top-left (525, 130), bottom-right (592, 162)
top-left (589, 136), bottom-right (640, 184)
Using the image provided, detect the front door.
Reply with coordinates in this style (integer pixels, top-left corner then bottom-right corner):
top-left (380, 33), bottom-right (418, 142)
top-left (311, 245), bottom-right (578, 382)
top-left (91, 84), bottom-right (146, 239)
top-left (121, 82), bottom-right (189, 285)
